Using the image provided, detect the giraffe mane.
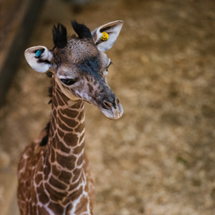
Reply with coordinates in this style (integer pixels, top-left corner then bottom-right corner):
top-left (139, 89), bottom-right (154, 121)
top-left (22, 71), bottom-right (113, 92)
top-left (40, 76), bottom-right (52, 147)
top-left (40, 122), bottom-right (50, 146)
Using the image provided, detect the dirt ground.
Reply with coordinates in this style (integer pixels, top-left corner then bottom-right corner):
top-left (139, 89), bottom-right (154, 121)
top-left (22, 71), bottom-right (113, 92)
top-left (0, 0), bottom-right (215, 214)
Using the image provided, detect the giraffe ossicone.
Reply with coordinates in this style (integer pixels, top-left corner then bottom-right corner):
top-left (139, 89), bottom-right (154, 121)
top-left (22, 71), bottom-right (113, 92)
top-left (18, 20), bottom-right (123, 215)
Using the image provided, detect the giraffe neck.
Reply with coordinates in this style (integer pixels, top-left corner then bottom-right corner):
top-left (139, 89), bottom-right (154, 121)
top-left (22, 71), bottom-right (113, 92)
top-left (43, 76), bottom-right (86, 194)
top-left (31, 77), bottom-right (93, 214)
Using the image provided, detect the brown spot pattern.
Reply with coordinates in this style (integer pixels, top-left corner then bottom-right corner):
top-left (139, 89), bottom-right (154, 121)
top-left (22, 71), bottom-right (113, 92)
top-left (49, 175), bottom-right (68, 190)
top-left (45, 183), bottom-right (65, 201)
top-left (56, 153), bottom-right (76, 170)
top-left (68, 186), bottom-right (83, 200)
top-left (73, 144), bottom-right (84, 155)
top-left (75, 195), bottom-right (88, 214)
top-left (35, 174), bottom-right (43, 185)
top-left (48, 202), bottom-right (64, 214)
top-left (64, 133), bottom-right (78, 146)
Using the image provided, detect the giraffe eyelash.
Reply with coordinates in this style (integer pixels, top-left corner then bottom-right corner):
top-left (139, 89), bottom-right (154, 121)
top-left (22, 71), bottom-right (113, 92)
top-left (107, 61), bottom-right (113, 70)
top-left (60, 78), bottom-right (78, 85)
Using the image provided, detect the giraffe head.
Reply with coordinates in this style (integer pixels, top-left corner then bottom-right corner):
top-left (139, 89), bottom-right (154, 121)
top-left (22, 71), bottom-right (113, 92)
top-left (24, 20), bottom-right (123, 119)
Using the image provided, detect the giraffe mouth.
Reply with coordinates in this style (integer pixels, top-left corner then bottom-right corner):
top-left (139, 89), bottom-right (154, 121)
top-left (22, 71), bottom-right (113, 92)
top-left (99, 98), bottom-right (124, 119)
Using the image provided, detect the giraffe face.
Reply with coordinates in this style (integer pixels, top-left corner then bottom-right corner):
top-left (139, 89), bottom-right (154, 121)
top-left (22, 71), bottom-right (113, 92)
top-left (24, 20), bottom-right (124, 119)
top-left (53, 38), bottom-right (123, 119)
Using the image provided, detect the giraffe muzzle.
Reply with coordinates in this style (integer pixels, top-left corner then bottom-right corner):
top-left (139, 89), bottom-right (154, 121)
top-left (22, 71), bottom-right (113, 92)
top-left (100, 97), bottom-right (123, 119)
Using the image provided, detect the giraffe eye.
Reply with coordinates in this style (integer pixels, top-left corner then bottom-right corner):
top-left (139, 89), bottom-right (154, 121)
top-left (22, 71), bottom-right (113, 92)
top-left (60, 78), bottom-right (77, 85)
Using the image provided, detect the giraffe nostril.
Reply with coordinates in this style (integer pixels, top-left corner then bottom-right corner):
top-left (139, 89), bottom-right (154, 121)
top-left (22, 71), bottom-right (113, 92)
top-left (115, 98), bottom-right (120, 106)
top-left (103, 101), bottom-right (113, 110)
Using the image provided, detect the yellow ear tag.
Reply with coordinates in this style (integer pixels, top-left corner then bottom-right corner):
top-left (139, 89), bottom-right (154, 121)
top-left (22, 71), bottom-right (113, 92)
top-left (101, 32), bottom-right (109, 41)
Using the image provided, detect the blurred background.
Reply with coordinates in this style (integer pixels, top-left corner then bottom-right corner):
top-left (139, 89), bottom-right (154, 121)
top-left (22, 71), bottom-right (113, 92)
top-left (0, 0), bottom-right (215, 214)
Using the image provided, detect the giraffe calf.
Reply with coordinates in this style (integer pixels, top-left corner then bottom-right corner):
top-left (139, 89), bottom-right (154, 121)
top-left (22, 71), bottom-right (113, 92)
top-left (17, 20), bottom-right (123, 215)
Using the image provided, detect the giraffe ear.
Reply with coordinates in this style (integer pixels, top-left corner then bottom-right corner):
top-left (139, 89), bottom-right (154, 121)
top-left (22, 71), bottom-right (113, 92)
top-left (24, 46), bottom-right (53, 73)
top-left (91, 20), bottom-right (123, 52)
